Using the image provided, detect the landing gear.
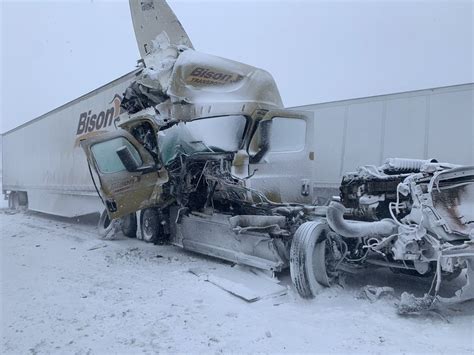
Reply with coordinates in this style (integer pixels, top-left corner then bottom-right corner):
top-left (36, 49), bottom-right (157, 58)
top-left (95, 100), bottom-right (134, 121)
top-left (290, 221), bottom-right (340, 298)
top-left (8, 191), bottom-right (28, 210)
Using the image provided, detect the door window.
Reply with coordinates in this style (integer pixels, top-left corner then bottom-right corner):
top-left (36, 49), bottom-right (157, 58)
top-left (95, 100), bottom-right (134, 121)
top-left (91, 137), bottom-right (142, 173)
top-left (249, 117), bottom-right (306, 158)
top-left (268, 117), bottom-right (306, 152)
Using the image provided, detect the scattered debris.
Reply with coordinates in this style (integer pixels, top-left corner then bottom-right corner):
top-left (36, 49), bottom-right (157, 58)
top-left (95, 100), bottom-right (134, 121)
top-left (189, 266), bottom-right (287, 302)
top-left (397, 292), bottom-right (435, 315)
top-left (359, 285), bottom-right (394, 303)
top-left (87, 243), bottom-right (108, 251)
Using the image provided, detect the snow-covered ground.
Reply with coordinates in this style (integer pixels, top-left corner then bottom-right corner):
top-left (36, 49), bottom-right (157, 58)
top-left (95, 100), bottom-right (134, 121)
top-left (1, 208), bottom-right (473, 354)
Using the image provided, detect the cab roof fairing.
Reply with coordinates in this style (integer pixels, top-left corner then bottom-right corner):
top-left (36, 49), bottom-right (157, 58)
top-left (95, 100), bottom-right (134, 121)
top-left (123, 28), bottom-right (284, 125)
top-left (152, 49), bottom-right (284, 124)
top-left (167, 50), bottom-right (283, 108)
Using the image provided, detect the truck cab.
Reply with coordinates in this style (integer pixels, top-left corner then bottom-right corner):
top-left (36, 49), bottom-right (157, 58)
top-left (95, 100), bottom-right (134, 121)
top-left (79, 0), bottom-right (317, 272)
top-left (80, 48), bottom-right (315, 222)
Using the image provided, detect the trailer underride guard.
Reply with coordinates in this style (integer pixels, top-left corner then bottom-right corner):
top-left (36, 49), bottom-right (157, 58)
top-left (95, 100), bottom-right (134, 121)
top-left (78, 0), bottom-right (474, 312)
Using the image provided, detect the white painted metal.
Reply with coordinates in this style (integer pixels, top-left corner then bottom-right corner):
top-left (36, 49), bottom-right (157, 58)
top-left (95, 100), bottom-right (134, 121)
top-left (290, 83), bottom-right (474, 202)
top-left (2, 71), bottom-right (139, 217)
top-left (129, 0), bottom-right (194, 59)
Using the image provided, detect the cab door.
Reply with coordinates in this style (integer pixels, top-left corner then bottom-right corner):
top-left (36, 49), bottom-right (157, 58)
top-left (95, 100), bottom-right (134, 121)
top-left (248, 110), bottom-right (315, 204)
top-left (80, 130), bottom-right (168, 220)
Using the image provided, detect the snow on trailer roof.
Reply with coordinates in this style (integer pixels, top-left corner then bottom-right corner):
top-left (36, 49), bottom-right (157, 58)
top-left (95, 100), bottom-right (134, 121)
top-left (2, 69), bottom-right (141, 136)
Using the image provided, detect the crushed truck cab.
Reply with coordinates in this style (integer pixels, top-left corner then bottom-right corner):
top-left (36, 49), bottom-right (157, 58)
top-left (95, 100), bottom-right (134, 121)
top-left (80, 31), bottom-right (316, 271)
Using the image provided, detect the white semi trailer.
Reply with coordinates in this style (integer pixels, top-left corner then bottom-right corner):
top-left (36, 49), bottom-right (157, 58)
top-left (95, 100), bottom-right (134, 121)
top-left (2, 70), bottom-right (139, 216)
top-left (290, 82), bottom-right (474, 203)
top-left (2, 82), bottom-right (473, 216)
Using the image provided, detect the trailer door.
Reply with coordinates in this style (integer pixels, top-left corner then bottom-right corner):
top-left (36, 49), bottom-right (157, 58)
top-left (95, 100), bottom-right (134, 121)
top-left (248, 111), bottom-right (315, 204)
top-left (80, 130), bottom-right (168, 220)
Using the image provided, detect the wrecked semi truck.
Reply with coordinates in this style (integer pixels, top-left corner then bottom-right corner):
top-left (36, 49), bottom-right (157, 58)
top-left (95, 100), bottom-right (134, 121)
top-left (80, 38), bottom-right (317, 272)
top-left (2, 0), bottom-right (473, 307)
top-left (77, 0), bottom-right (474, 307)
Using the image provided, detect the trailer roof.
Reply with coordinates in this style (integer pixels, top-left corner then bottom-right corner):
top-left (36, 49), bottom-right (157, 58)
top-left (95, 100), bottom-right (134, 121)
top-left (290, 82), bottom-right (474, 110)
top-left (2, 69), bottom-right (140, 136)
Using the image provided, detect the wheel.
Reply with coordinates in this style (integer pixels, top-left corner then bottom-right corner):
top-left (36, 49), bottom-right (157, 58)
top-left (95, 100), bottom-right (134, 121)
top-left (313, 237), bottom-right (340, 286)
top-left (98, 209), bottom-right (117, 239)
top-left (290, 221), bottom-right (338, 298)
top-left (121, 213), bottom-right (137, 238)
top-left (140, 208), bottom-right (161, 243)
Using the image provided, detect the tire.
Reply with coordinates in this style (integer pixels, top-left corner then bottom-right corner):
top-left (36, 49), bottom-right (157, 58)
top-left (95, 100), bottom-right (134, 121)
top-left (98, 209), bottom-right (115, 239)
top-left (290, 221), bottom-right (336, 298)
top-left (121, 213), bottom-right (137, 238)
top-left (140, 208), bottom-right (161, 243)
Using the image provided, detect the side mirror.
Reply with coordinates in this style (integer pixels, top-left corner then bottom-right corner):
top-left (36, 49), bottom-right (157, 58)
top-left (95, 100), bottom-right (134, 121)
top-left (116, 146), bottom-right (140, 172)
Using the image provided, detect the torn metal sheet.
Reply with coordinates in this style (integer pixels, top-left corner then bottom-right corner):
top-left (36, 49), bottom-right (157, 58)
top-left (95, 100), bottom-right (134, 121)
top-left (129, 0), bottom-right (194, 60)
top-left (189, 266), bottom-right (287, 302)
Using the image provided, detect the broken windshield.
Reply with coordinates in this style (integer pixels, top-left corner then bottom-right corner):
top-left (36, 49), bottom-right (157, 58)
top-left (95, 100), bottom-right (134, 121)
top-left (158, 115), bottom-right (247, 166)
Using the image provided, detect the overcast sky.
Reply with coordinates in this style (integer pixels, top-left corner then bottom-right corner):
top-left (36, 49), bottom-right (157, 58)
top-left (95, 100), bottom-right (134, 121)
top-left (1, 0), bottom-right (472, 133)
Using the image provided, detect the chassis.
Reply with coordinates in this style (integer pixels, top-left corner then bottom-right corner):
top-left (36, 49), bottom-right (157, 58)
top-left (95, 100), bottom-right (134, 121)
top-left (291, 158), bottom-right (474, 309)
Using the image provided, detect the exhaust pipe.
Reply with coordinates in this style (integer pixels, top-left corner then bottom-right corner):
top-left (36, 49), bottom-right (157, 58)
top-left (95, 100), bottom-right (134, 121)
top-left (326, 202), bottom-right (398, 238)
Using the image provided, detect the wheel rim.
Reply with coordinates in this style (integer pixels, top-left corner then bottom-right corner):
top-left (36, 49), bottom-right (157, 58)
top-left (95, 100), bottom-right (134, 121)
top-left (103, 215), bottom-right (111, 229)
top-left (143, 215), bottom-right (153, 240)
top-left (313, 238), bottom-right (338, 286)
